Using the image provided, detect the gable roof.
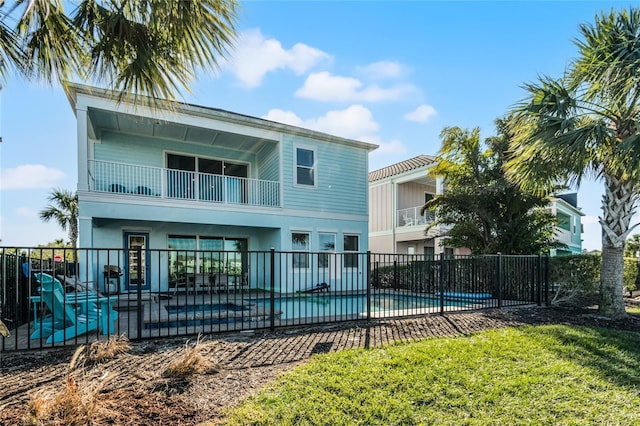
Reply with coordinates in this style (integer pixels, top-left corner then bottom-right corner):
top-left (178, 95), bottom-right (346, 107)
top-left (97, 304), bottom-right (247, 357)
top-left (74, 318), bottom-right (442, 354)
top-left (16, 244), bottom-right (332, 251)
top-left (368, 155), bottom-right (436, 182)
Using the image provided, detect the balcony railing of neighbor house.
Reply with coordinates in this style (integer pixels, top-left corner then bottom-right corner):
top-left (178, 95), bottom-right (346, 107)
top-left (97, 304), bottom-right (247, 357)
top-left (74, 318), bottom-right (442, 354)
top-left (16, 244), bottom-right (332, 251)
top-left (0, 247), bottom-right (548, 352)
top-left (89, 160), bottom-right (280, 207)
top-left (397, 206), bottom-right (435, 227)
top-left (555, 227), bottom-right (573, 244)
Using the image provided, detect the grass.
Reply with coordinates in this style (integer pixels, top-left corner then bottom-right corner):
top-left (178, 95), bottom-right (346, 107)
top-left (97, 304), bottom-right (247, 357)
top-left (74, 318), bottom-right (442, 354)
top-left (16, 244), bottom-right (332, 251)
top-left (226, 325), bottom-right (640, 425)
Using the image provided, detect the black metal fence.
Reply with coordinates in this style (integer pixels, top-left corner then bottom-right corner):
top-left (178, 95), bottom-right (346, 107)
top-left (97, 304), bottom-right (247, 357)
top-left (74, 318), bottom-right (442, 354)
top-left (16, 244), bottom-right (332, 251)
top-left (0, 248), bottom-right (548, 352)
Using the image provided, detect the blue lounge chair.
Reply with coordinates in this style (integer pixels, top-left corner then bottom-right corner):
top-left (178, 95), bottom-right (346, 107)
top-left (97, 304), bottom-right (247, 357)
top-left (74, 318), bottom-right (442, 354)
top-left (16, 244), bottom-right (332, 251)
top-left (30, 273), bottom-right (118, 344)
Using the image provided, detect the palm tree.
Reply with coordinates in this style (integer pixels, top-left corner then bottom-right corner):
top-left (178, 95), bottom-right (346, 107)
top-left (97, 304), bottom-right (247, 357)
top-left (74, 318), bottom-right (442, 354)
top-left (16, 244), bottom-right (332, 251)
top-left (0, 0), bottom-right (238, 103)
top-left (507, 8), bottom-right (640, 319)
top-left (39, 189), bottom-right (78, 249)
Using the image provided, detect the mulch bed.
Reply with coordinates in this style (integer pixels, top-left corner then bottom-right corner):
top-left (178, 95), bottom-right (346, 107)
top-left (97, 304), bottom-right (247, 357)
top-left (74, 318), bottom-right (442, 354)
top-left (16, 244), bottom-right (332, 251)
top-left (1, 302), bottom-right (640, 425)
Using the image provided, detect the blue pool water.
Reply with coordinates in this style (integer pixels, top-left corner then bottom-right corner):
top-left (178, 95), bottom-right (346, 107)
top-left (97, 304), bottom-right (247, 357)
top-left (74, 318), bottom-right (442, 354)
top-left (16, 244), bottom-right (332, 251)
top-left (255, 293), bottom-right (471, 320)
top-left (146, 294), bottom-right (474, 329)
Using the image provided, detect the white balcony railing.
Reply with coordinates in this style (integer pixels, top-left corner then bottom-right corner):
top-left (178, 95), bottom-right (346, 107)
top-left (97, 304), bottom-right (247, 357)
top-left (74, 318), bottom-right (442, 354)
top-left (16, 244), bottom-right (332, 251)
top-left (89, 160), bottom-right (280, 207)
top-left (397, 206), bottom-right (435, 227)
top-left (555, 227), bottom-right (573, 244)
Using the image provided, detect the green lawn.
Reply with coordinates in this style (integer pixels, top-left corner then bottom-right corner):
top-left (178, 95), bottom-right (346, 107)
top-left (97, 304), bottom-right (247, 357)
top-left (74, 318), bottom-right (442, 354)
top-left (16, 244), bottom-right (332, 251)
top-left (226, 325), bottom-right (640, 425)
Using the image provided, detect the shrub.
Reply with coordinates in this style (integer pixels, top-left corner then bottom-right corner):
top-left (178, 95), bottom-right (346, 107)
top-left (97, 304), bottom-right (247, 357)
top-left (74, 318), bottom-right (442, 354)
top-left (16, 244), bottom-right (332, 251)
top-left (162, 335), bottom-right (218, 378)
top-left (549, 254), bottom-right (639, 305)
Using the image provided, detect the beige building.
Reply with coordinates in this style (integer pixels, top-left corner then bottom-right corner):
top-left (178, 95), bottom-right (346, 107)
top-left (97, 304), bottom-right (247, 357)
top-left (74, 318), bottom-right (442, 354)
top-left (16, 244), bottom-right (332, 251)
top-left (368, 155), bottom-right (454, 256)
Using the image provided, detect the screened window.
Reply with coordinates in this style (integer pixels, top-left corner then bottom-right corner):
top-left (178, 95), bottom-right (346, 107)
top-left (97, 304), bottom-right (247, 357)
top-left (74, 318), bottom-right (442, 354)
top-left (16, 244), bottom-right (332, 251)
top-left (344, 235), bottom-right (359, 268)
top-left (292, 232), bottom-right (310, 268)
top-left (318, 233), bottom-right (336, 268)
top-left (295, 147), bottom-right (315, 186)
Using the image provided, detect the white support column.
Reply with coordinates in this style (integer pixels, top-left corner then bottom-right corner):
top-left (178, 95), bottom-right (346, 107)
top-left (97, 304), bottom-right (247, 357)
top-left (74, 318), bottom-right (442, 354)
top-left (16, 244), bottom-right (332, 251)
top-left (434, 176), bottom-right (445, 255)
top-left (78, 217), bottom-right (96, 290)
top-left (77, 105), bottom-right (89, 191)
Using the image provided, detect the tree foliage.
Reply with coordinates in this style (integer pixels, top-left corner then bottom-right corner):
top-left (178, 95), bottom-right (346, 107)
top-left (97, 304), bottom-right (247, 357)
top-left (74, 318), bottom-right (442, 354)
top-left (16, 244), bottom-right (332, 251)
top-left (424, 119), bottom-right (559, 255)
top-left (39, 188), bottom-right (78, 249)
top-left (506, 8), bottom-right (640, 319)
top-left (0, 0), bottom-right (238, 103)
top-left (624, 234), bottom-right (640, 258)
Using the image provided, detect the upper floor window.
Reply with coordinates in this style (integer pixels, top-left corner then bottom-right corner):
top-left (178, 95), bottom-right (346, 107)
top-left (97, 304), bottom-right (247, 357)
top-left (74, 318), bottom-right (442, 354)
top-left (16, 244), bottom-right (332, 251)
top-left (295, 147), bottom-right (316, 187)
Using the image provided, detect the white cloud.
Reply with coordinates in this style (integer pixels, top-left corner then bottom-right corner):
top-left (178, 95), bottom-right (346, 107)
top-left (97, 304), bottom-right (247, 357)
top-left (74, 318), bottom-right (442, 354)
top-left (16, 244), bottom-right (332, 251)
top-left (295, 71), bottom-right (416, 102)
top-left (368, 138), bottom-right (407, 156)
top-left (404, 104), bottom-right (438, 123)
top-left (262, 109), bottom-right (304, 127)
top-left (1, 164), bottom-right (65, 190)
top-left (312, 105), bottom-right (379, 138)
top-left (15, 207), bottom-right (39, 219)
top-left (263, 104), bottom-right (379, 140)
top-left (225, 29), bottom-right (330, 88)
top-left (358, 61), bottom-right (409, 80)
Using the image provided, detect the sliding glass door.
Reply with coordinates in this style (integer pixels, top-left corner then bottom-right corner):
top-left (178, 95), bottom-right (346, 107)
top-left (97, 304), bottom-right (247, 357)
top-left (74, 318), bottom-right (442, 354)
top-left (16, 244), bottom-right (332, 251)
top-left (166, 153), bottom-right (248, 203)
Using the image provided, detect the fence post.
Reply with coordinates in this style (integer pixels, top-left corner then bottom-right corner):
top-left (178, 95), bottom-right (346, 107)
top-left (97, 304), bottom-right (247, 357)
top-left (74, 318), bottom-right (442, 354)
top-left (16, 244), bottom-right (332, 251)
top-left (544, 255), bottom-right (550, 306)
top-left (439, 254), bottom-right (445, 315)
top-left (537, 254), bottom-right (542, 306)
top-left (497, 254), bottom-right (503, 309)
top-left (136, 247), bottom-right (143, 341)
top-left (393, 259), bottom-right (398, 290)
top-left (269, 248), bottom-right (275, 331)
top-left (366, 251), bottom-right (371, 321)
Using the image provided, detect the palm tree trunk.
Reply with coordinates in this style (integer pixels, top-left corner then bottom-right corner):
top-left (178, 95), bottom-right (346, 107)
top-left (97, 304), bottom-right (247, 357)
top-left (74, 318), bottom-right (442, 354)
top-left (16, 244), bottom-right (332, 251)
top-left (599, 173), bottom-right (637, 319)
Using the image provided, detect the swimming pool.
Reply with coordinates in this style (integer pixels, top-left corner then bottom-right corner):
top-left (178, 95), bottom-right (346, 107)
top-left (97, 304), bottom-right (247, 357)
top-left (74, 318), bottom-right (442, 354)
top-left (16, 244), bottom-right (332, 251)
top-left (145, 293), bottom-right (476, 329)
top-left (254, 293), bottom-right (472, 320)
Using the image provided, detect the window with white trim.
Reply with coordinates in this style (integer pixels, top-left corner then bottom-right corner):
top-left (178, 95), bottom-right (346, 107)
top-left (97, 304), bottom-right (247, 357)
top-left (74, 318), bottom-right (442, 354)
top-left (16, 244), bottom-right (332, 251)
top-left (343, 234), bottom-right (359, 268)
top-left (292, 232), bottom-right (310, 268)
top-left (295, 147), bottom-right (315, 186)
top-left (318, 232), bottom-right (336, 268)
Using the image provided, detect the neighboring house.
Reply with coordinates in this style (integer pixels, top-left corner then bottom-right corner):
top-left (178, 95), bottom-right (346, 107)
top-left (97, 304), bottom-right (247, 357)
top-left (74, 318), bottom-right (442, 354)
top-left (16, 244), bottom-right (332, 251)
top-left (67, 84), bottom-right (377, 293)
top-left (368, 155), bottom-right (458, 257)
top-left (549, 193), bottom-right (584, 256)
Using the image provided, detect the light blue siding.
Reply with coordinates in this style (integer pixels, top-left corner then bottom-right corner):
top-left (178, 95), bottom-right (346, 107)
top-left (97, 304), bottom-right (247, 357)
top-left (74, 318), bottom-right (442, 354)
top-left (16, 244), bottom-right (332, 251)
top-left (281, 135), bottom-right (368, 216)
top-left (95, 132), bottom-right (257, 172)
top-left (256, 143), bottom-right (279, 181)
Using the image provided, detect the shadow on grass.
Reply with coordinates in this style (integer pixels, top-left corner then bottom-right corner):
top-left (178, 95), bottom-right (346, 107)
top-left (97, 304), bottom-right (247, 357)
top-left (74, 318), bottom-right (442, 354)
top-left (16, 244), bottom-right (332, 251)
top-left (524, 325), bottom-right (640, 389)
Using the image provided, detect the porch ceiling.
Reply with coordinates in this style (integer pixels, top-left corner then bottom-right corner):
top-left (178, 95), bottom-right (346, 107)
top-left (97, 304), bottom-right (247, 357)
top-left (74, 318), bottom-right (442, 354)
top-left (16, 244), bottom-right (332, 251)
top-left (88, 109), bottom-right (275, 153)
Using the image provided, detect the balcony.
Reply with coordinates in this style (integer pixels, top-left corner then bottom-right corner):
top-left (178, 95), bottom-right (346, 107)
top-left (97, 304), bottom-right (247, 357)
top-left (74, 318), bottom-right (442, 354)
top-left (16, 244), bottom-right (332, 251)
top-left (555, 227), bottom-right (573, 244)
top-left (397, 206), bottom-right (435, 227)
top-left (89, 160), bottom-right (280, 207)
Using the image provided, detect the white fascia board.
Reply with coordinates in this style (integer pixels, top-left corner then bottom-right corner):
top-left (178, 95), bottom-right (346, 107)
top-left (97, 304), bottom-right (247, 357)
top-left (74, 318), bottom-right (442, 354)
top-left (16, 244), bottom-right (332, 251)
top-left (77, 94), bottom-right (282, 142)
top-left (551, 198), bottom-right (585, 217)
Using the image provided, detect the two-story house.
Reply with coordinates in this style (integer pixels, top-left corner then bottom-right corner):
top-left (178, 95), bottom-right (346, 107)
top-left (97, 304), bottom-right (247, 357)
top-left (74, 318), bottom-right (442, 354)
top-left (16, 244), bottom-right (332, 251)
top-left (549, 193), bottom-right (584, 255)
top-left (369, 155), bottom-right (584, 257)
top-left (368, 155), bottom-right (454, 257)
top-left (68, 84), bottom-right (377, 293)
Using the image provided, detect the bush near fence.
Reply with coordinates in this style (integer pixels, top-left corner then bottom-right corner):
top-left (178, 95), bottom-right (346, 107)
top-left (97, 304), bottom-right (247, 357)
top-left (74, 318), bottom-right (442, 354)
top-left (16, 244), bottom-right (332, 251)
top-left (549, 254), bottom-right (639, 305)
top-left (370, 256), bottom-right (517, 299)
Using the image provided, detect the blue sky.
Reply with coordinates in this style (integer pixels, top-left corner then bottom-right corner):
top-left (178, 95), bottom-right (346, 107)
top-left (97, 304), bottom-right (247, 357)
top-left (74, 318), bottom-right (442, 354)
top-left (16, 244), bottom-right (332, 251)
top-left (0, 1), bottom-right (632, 249)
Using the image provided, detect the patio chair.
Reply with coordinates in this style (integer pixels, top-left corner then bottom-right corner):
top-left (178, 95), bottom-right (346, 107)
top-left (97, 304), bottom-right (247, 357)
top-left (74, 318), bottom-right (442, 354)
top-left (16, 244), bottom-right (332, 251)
top-left (30, 273), bottom-right (118, 344)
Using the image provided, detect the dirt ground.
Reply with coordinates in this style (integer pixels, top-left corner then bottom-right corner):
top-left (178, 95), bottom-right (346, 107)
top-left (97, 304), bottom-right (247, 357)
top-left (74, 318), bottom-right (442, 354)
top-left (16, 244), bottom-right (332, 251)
top-left (2, 302), bottom-right (640, 426)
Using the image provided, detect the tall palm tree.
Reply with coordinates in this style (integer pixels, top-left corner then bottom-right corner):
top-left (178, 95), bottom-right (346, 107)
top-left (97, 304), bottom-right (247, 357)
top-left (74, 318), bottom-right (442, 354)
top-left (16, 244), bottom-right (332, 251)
top-left (507, 8), bottom-right (640, 319)
top-left (0, 0), bottom-right (238, 103)
top-left (39, 189), bottom-right (78, 249)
